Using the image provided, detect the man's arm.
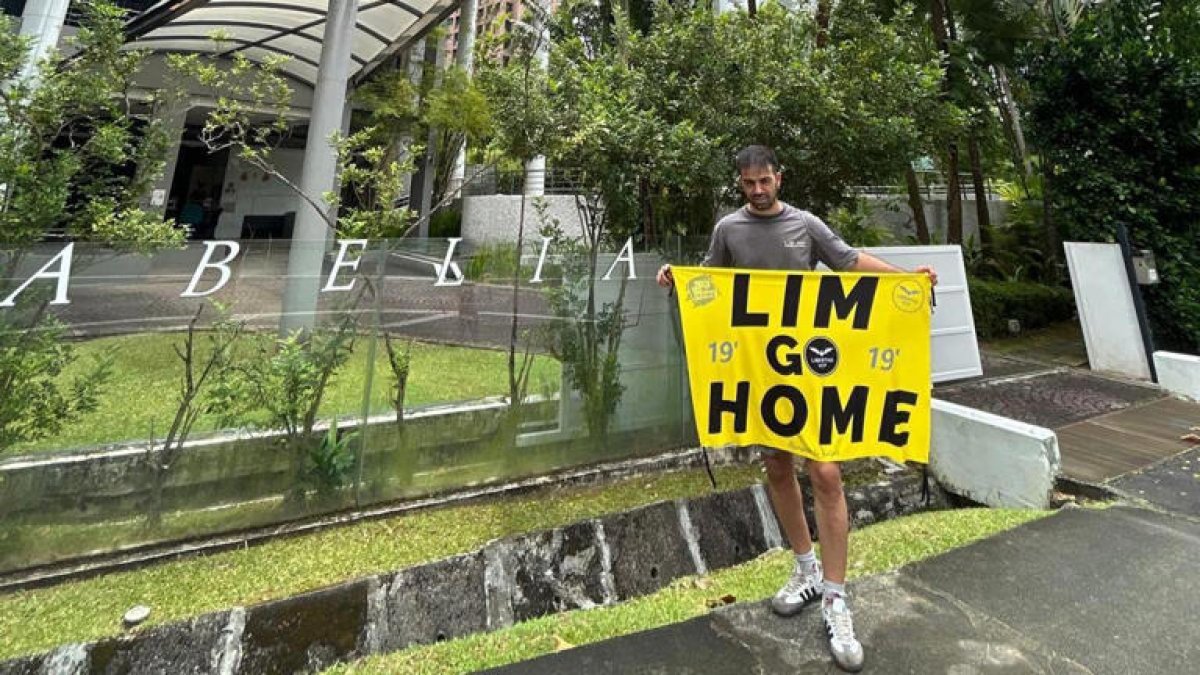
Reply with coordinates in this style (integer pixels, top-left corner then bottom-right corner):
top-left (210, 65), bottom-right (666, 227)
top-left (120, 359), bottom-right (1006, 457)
top-left (853, 251), bottom-right (939, 286)
top-left (659, 222), bottom-right (729, 288)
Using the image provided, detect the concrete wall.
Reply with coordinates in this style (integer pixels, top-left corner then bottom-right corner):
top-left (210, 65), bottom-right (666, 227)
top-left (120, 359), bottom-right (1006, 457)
top-left (930, 398), bottom-right (1060, 509)
top-left (214, 149), bottom-right (306, 239)
top-left (1154, 352), bottom-right (1200, 401)
top-left (464, 194), bottom-right (1007, 249)
top-left (0, 398), bottom-right (559, 525)
top-left (1064, 242), bottom-right (1152, 380)
top-left (865, 195), bottom-right (1010, 246)
top-left (461, 195), bottom-right (586, 246)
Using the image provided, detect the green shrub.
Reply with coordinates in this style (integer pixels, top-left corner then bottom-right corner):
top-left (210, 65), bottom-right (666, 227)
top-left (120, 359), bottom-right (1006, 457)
top-left (428, 205), bottom-right (462, 239)
top-left (968, 279), bottom-right (1076, 339)
top-left (1026, 0), bottom-right (1200, 352)
top-left (465, 243), bottom-right (521, 282)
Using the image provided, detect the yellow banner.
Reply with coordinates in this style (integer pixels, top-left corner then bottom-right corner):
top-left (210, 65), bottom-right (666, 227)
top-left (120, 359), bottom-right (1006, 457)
top-left (673, 267), bottom-right (932, 464)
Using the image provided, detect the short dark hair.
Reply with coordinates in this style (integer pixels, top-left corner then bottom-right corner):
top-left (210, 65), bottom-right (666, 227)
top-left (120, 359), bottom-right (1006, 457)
top-left (735, 145), bottom-right (780, 173)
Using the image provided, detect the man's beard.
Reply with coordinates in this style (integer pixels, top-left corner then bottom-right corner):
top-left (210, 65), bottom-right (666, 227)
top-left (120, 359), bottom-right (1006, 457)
top-left (749, 193), bottom-right (777, 210)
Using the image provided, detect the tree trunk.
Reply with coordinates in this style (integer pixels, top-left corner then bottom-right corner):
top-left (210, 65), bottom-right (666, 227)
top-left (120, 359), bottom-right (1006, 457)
top-left (1042, 158), bottom-right (1061, 274)
top-left (816, 0), bottom-right (831, 48)
top-left (946, 143), bottom-right (963, 245)
top-left (967, 134), bottom-right (992, 249)
top-left (994, 65), bottom-right (1033, 183)
top-left (929, 1), bottom-right (962, 245)
top-left (904, 166), bottom-right (931, 244)
top-left (748, 0), bottom-right (757, 17)
top-left (640, 176), bottom-right (656, 247)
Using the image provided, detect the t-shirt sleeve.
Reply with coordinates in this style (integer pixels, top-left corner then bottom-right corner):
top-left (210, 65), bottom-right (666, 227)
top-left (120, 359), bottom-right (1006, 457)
top-left (702, 221), bottom-right (730, 267)
top-left (808, 214), bottom-right (860, 271)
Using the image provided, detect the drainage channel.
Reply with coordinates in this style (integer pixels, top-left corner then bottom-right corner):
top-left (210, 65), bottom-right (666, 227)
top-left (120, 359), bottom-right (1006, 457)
top-left (1, 469), bottom-right (945, 675)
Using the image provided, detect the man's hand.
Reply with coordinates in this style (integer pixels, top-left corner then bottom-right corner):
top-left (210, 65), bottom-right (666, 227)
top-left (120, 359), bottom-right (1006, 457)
top-left (852, 253), bottom-right (938, 286)
top-left (657, 264), bottom-right (675, 289)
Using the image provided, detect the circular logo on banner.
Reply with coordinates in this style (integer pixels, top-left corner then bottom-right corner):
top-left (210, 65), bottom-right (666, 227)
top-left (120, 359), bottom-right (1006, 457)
top-left (686, 274), bottom-right (718, 308)
top-left (892, 280), bottom-right (925, 313)
top-left (804, 337), bottom-right (839, 376)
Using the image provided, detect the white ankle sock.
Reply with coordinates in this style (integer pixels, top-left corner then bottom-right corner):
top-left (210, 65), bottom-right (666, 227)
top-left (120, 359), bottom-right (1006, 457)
top-left (824, 581), bottom-right (846, 601)
top-left (794, 549), bottom-right (819, 575)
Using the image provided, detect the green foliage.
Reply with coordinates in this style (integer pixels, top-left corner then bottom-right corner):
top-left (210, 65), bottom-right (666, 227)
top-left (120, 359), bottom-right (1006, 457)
top-left (826, 200), bottom-right (894, 247)
top-left (8, 334), bottom-right (561, 456)
top-left (968, 175), bottom-right (1060, 284)
top-left (1025, 0), bottom-right (1200, 351)
top-left (0, 1), bottom-right (183, 249)
top-left (214, 325), bottom-right (356, 439)
top-left (465, 242), bottom-right (527, 282)
top-left (481, 0), bottom-right (941, 241)
top-left (306, 422), bottom-right (358, 496)
top-left (0, 310), bottom-right (113, 450)
top-left (968, 278), bottom-right (1076, 338)
top-left (539, 229), bottom-right (627, 440)
top-left (428, 205), bottom-right (462, 238)
top-left (382, 334), bottom-right (412, 423)
top-left (212, 319), bottom-right (357, 498)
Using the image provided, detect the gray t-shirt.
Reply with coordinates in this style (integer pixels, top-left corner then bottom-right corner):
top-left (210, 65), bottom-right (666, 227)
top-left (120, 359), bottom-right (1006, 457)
top-left (702, 202), bottom-right (860, 272)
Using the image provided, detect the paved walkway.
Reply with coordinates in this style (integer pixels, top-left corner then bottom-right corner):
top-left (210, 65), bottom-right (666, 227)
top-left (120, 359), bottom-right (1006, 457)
top-left (485, 503), bottom-right (1200, 674)
top-left (938, 350), bottom-right (1199, 484)
top-left (488, 337), bottom-right (1200, 674)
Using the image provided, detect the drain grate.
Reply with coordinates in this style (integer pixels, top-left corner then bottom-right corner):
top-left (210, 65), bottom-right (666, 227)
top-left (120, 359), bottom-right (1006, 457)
top-left (938, 371), bottom-right (1164, 429)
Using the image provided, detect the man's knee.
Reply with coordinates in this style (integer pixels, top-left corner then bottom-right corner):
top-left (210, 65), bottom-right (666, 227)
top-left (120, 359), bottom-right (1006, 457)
top-left (807, 461), bottom-right (843, 499)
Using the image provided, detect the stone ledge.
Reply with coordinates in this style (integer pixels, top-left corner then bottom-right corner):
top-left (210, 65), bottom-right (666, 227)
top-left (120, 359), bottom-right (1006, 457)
top-left (2, 470), bottom-right (941, 675)
top-left (1153, 351), bottom-right (1200, 401)
top-left (930, 398), bottom-right (1060, 509)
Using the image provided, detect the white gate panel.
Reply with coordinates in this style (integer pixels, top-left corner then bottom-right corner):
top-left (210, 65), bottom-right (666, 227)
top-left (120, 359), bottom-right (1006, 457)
top-left (1064, 242), bottom-right (1151, 380)
top-left (824, 245), bottom-right (982, 383)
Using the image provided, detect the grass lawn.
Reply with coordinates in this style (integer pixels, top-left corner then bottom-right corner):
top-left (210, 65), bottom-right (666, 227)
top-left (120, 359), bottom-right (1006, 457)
top-left (326, 507), bottom-right (1054, 675)
top-left (12, 332), bottom-right (561, 455)
top-left (0, 464), bottom-right (767, 661)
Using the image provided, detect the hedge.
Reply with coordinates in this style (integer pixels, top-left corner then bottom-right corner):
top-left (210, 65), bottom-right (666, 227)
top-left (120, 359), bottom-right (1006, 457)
top-left (968, 279), bottom-right (1077, 339)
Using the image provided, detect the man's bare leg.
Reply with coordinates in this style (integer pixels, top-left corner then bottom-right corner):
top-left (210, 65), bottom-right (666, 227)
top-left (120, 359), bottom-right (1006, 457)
top-left (807, 459), bottom-right (849, 584)
top-left (807, 459), bottom-right (863, 673)
top-left (764, 451), bottom-right (826, 617)
top-left (763, 452), bottom-right (813, 553)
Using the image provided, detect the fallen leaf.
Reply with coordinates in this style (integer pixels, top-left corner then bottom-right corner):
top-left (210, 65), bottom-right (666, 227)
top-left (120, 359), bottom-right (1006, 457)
top-left (720, 594), bottom-right (736, 605)
top-left (552, 635), bottom-right (574, 651)
top-left (1181, 433), bottom-right (1200, 443)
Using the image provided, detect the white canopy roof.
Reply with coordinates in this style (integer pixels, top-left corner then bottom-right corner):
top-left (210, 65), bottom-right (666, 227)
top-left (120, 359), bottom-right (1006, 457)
top-left (124, 0), bottom-right (459, 89)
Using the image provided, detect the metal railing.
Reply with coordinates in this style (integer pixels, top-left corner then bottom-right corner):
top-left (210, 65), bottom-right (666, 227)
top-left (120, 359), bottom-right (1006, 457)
top-left (849, 173), bottom-right (1000, 201)
top-left (458, 166), bottom-right (588, 197)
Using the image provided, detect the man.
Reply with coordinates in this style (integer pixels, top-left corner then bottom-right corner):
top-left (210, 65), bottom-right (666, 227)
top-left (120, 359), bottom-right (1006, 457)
top-left (657, 145), bottom-right (937, 673)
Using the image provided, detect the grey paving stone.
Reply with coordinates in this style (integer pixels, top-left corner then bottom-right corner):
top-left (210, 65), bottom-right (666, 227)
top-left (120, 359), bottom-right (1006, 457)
top-left (907, 506), bottom-right (1200, 674)
top-left (602, 501), bottom-right (697, 600)
top-left (381, 551), bottom-right (487, 651)
top-left (88, 610), bottom-right (227, 675)
top-left (500, 521), bottom-right (608, 623)
top-left (687, 488), bottom-right (770, 571)
top-left (482, 573), bottom-right (1087, 674)
top-left (240, 580), bottom-right (369, 674)
top-left (1111, 446), bottom-right (1200, 516)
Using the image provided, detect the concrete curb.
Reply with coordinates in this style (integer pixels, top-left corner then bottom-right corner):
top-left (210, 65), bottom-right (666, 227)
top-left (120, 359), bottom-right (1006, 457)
top-left (0, 473), bottom-right (945, 675)
top-left (1153, 351), bottom-right (1200, 401)
top-left (930, 398), bottom-right (1060, 509)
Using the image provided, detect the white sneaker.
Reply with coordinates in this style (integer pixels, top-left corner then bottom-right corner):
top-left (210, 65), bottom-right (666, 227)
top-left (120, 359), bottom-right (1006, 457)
top-left (822, 594), bottom-right (865, 672)
top-left (770, 559), bottom-right (823, 616)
